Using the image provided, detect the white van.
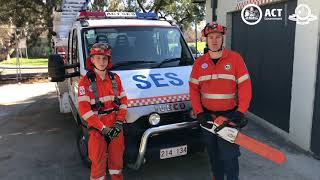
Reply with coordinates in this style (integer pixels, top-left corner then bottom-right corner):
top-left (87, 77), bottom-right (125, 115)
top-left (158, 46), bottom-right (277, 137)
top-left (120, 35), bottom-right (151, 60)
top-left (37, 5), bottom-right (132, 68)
top-left (48, 12), bottom-right (204, 170)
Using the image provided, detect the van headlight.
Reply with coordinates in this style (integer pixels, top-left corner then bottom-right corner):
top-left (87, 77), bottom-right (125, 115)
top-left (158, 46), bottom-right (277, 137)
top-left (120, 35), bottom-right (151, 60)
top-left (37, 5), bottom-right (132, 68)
top-left (149, 113), bottom-right (160, 126)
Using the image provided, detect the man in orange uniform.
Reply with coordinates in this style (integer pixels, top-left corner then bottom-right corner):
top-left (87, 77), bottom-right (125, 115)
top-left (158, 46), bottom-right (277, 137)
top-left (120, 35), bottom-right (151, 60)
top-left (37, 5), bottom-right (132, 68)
top-left (78, 43), bottom-right (128, 180)
top-left (189, 22), bottom-right (252, 180)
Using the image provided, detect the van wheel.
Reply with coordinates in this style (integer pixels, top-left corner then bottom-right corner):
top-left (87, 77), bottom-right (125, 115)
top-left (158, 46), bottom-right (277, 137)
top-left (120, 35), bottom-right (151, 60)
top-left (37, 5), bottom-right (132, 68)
top-left (76, 128), bottom-right (91, 168)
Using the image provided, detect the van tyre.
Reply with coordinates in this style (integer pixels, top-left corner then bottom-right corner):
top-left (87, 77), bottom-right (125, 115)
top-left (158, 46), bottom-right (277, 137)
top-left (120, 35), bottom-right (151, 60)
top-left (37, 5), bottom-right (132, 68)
top-left (76, 128), bottom-right (91, 168)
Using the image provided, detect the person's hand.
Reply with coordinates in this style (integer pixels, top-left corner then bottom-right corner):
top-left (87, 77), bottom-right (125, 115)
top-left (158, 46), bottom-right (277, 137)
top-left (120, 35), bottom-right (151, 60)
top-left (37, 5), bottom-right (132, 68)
top-left (224, 111), bottom-right (247, 128)
top-left (197, 112), bottom-right (213, 128)
top-left (101, 126), bottom-right (112, 141)
top-left (108, 121), bottom-right (123, 138)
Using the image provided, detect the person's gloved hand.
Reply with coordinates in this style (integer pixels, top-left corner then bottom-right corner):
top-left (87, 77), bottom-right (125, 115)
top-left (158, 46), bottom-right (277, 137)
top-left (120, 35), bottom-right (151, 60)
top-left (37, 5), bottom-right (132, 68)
top-left (101, 126), bottom-right (112, 141)
top-left (108, 120), bottom-right (123, 139)
top-left (197, 112), bottom-right (213, 128)
top-left (224, 111), bottom-right (247, 128)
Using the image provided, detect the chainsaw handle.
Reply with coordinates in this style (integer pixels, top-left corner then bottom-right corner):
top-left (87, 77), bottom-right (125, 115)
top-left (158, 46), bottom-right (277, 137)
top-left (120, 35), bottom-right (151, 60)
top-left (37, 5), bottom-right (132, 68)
top-left (214, 121), bottom-right (229, 133)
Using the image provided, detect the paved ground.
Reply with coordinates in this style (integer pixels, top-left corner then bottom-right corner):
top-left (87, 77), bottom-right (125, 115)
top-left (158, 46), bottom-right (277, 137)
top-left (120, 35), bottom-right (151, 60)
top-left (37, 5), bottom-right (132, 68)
top-left (0, 82), bottom-right (319, 180)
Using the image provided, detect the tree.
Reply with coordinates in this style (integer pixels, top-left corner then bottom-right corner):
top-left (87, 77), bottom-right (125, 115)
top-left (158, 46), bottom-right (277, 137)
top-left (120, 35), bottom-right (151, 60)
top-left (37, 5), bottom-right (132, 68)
top-left (90, 0), bottom-right (139, 12)
top-left (93, 0), bottom-right (205, 31)
top-left (0, 25), bottom-right (13, 60)
top-left (90, 0), bottom-right (205, 32)
top-left (91, 0), bottom-right (108, 11)
top-left (136, 0), bottom-right (205, 32)
top-left (136, 0), bottom-right (174, 13)
top-left (0, 0), bottom-right (61, 58)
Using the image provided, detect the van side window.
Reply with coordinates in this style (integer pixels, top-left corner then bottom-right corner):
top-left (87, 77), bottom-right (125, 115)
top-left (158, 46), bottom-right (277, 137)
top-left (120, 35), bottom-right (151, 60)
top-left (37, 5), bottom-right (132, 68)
top-left (69, 29), bottom-right (80, 85)
top-left (71, 29), bottom-right (78, 64)
top-left (167, 30), bottom-right (181, 58)
top-left (68, 31), bottom-right (72, 64)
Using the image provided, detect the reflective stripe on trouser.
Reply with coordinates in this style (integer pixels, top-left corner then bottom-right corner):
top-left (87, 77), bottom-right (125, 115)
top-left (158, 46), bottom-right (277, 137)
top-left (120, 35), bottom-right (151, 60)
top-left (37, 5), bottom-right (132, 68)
top-left (109, 169), bottom-right (122, 180)
top-left (88, 130), bottom-right (124, 180)
top-left (90, 176), bottom-right (105, 180)
top-left (109, 169), bottom-right (122, 175)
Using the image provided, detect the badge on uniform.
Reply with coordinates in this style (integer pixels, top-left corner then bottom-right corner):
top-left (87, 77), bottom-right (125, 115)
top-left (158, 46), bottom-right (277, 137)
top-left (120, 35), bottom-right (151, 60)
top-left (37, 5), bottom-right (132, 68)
top-left (79, 86), bottom-right (86, 95)
top-left (224, 64), bottom-right (231, 70)
top-left (201, 63), bottom-right (208, 69)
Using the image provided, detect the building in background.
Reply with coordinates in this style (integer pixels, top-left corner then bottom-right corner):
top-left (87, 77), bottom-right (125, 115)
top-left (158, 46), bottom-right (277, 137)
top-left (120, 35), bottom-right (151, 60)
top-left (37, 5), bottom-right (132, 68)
top-left (204, 0), bottom-right (320, 158)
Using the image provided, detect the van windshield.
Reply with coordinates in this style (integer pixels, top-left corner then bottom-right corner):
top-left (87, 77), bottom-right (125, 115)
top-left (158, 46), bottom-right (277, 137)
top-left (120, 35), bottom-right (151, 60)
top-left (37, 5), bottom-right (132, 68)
top-left (82, 26), bottom-right (193, 70)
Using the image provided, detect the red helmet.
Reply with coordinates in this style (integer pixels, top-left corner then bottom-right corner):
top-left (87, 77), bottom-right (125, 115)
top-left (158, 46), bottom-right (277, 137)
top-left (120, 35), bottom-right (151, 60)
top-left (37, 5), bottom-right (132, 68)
top-left (87, 43), bottom-right (113, 70)
top-left (57, 47), bottom-right (66, 55)
top-left (201, 22), bottom-right (227, 37)
top-left (89, 43), bottom-right (111, 57)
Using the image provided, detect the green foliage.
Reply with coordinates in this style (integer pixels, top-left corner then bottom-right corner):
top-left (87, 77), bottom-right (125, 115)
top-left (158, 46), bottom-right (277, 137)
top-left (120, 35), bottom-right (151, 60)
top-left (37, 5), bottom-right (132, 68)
top-left (136, 0), bottom-right (205, 32)
top-left (95, 0), bottom-right (205, 32)
top-left (91, 0), bottom-right (108, 11)
top-left (168, 0), bottom-right (205, 31)
top-left (0, 0), bottom-right (60, 58)
top-left (188, 41), bottom-right (206, 53)
top-left (0, 0), bottom-right (44, 27)
top-left (0, 58), bottom-right (48, 66)
top-left (90, 0), bottom-right (139, 12)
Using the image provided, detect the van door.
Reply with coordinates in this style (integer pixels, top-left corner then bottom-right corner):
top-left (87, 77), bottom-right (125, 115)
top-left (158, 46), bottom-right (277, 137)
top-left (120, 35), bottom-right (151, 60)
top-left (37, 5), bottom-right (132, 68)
top-left (68, 28), bottom-right (80, 108)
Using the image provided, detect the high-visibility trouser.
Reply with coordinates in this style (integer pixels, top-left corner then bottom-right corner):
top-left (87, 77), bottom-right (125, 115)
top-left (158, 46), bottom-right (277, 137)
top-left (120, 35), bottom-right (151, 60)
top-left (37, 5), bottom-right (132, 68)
top-left (89, 130), bottom-right (125, 180)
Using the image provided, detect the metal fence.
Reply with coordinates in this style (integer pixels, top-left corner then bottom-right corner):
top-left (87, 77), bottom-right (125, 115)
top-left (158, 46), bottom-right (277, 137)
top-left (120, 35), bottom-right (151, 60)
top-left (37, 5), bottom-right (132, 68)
top-left (0, 26), bottom-right (50, 83)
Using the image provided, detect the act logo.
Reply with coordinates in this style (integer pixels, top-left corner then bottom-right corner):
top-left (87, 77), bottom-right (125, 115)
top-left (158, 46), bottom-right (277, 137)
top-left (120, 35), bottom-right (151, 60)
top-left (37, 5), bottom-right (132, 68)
top-left (241, 3), bottom-right (284, 25)
top-left (264, 8), bottom-right (282, 21)
top-left (289, 4), bottom-right (317, 25)
top-left (241, 4), bottom-right (263, 25)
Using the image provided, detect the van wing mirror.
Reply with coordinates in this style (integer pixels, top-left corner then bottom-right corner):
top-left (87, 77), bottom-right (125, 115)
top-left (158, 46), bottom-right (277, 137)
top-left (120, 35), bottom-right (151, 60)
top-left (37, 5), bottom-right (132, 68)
top-left (48, 54), bottom-right (80, 82)
top-left (48, 54), bottom-right (66, 82)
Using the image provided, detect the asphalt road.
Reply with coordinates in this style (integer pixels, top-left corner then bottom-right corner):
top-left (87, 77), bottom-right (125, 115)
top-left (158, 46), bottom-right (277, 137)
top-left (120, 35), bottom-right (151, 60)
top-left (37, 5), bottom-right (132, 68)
top-left (0, 82), bottom-right (319, 180)
top-left (0, 83), bottom-right (212, 180)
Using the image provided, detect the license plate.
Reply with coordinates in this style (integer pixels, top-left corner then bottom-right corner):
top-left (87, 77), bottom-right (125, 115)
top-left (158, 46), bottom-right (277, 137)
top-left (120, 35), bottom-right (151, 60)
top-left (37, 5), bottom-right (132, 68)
top-left (160, 145), bottom-right (187, 159)
top-left (154, 102), bottom-right (188, 113)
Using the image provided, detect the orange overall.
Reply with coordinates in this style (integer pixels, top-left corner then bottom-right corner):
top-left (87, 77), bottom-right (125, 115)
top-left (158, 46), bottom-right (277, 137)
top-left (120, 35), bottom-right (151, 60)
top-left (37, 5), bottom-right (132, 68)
top-left (78, 72), bottom-right (127, 180)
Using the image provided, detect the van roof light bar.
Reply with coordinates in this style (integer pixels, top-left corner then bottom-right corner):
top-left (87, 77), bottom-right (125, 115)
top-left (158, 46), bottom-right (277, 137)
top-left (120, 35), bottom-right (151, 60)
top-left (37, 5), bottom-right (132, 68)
top-left (77, 11), bottom-right (158, 20)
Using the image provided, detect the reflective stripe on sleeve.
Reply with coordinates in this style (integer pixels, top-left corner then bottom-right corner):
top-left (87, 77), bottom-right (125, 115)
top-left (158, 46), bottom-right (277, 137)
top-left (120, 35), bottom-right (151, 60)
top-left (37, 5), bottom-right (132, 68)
top-left (109, 169), bottom-right (122, 175)
top-left (78, 95), bottom-right (91, 103)
top-left (201, 93), bottom-right (235, 99)
top-left (119, 104), bottom-right (127, 109)
top-left (79, 96), bottom-right (96, 105)
top-left (119, 91), bottom-right (126, 98)
top-left (237, 74), bottom-right (250, 84)
top-left (82, 111), bottom-right (95, 120)
top-left (189, 78), bottom-right (199, 85)
top-left (198, 75), bottom-right (212, 81)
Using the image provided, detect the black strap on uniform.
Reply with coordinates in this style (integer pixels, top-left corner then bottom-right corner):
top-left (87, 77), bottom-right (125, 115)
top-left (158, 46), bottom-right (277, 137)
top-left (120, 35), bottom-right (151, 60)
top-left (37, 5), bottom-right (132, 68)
top-left (86, 71), bottom-right (105, 112)
top-left (108, 72), bottom-right (121, 111)
top-left (86, 70), bottom-right (120, 115)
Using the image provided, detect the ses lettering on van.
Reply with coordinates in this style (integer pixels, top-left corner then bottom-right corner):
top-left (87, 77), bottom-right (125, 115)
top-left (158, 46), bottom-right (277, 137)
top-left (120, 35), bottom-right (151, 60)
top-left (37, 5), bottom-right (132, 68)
top-left (133, 73), bottom-right (184, 89)
top-left (116, 66), bottom-right (191, 100)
